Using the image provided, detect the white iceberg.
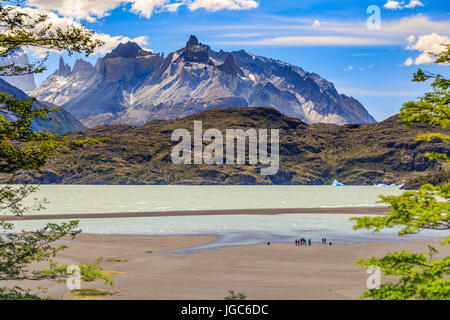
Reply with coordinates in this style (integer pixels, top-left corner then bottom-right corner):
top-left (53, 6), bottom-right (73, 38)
top-left (331, 179), bottom-right (344, 186)
top-left (373, 183), bottom-right (389, 187)
top-left (374, 183), bottom-right (405, 188)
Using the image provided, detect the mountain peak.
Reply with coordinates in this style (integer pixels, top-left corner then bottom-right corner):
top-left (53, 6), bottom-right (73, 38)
top-left (55, 56), bottom-right (71, 77)
top-left (182, 35), bottom-right (210, 63)
top-left (72, 59), bottom-right (95, 75)
top-left (186, 35), bottom-right (199, 48)
top-left (34, 36), bottom-right (376, 127)
top-left (104, 41), bottom-right (152, 59)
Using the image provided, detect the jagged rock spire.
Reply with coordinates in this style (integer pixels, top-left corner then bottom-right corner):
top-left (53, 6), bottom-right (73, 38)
top-left (186, 35), bottom-right (199, 48)
top-left (55, 56), bottom-right (71, 77)
top-left (183, 35), bottom-right (210, 63)
top-left (58, 56), bottom-right (65, 70)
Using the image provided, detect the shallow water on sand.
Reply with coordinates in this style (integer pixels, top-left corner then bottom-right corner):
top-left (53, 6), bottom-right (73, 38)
top-left (8, 214), bottom-right (447, 251)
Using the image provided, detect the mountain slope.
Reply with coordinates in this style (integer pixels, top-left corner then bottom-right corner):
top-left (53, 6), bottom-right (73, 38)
top-left (11, 107), bottom-right (448, 186)
top-left (0, 78), bottom-right (86, 134)
top-left (33, 36), bottom-right (376, 127)
top-left (0, 48), bottom-right (36, 93)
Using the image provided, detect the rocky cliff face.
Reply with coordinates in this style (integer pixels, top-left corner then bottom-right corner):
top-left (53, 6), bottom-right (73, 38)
top-left (33, 36), bottom-right (376, 127)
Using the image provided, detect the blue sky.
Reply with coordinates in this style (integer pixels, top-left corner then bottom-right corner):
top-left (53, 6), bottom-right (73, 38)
top-left (26, 0), bottom-right (449, 121)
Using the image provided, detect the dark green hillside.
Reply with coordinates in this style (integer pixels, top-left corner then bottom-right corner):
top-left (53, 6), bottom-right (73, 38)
top-left (9, 107), bottom-right (449, 186)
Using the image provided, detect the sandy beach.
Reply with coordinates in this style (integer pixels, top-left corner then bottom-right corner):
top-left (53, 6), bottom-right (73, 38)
top-left (2, 234), bottom-right (448, 300)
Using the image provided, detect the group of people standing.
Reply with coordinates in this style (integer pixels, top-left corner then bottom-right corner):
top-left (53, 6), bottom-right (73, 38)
top-left (293, 238), bottom-right (333, 246)
top-left (295, 238), bottom-right (311, 246)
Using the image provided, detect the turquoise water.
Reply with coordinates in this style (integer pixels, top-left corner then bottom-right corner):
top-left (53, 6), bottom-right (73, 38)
top-left (4, 185), bottom-right (441, 250)
top-left (12, 185), bottom-right (405, 215)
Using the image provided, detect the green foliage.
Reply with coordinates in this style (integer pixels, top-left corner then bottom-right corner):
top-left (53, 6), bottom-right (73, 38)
top-left (0, 0), bottom-right (104, 299)
top-left (0, 220), bottom-right (81, 300)
top-left (78, 258), bottom-right (114, 285)
top-left (416, 133), bottom-right (450, 143)
top-left (0, 1), bottom-right (102, 77)
top-left (0, 184), bottom-right (45, 216)
top-left (434, 44), bottom-right (450, 65)
top-left (105, 258), bottom-right (128, 263)
top-left (0, 286), bottom-right (54, 300)
top-left (0, 220), bottom-right (81, 280)
top-left (71, 137), bottom-right (110, 147)
top-left (415, 133), bottom-right (450, 162)
top-left (355, 252), bottom-right (449, 300)
top-left (71, 288), bottom-right (116, 297)
top-left (398, 45), bottom-right (450, 164)
top-left (352, 42), bottom-right (449, 300)
top-left (351, 184), bottom-right (449, 236)
top-left (40, 257), bottom-right (114, 285)
top-left (224, 290), bottom-right (247, 300)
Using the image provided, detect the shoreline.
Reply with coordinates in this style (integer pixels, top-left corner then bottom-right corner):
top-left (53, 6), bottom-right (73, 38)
top-left (4, 234), bottom-right (447, 300)
top-left (0, 206), bottom-right (390, 221)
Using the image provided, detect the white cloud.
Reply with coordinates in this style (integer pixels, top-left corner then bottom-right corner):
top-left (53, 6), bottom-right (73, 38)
top-left (188, 0), bottom-right (259, 11)
top-left (219, 36), bottom-right (394, 46)
top-left (3, 6), bottom-right (149, 55)
top-left (183, 12), bottom-right (450, 54)
top-left (26, 0), bottom-right (259, 21)
top-left (222, 32), bottom-right (262, 37)
top-left (130, 0), bottom-right (171, 18)
top-left (406, 34), bottom-right (416, 43)
top-left (344, 66), bottom-right (354, 71)
top-left (384, 1), bottom-right (404, 10)
top-left (27, 0), bottom-right (124, 22)
top-left (383, 0), bottom-right (424, 10)
top-left (312, 19), bottom-right (320, 27)
top-left (165, 2), bottom-right (185, 12)
top-left (405, 33), bottom-right (449, 65)
top-left (404, 0), bottom-right (424, 9)
top-left (208, 14), bottom-right (449, 48)
top-left (381, 15), bottom-right (449, 35)
top-left (404, 57), bottom-right (414, 66)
